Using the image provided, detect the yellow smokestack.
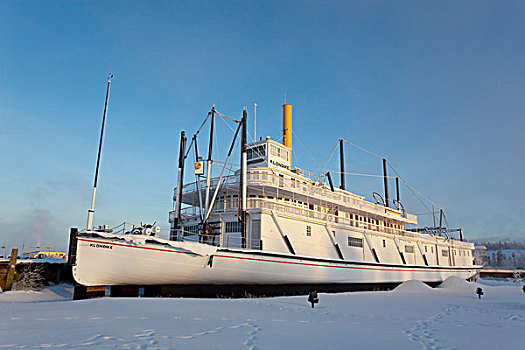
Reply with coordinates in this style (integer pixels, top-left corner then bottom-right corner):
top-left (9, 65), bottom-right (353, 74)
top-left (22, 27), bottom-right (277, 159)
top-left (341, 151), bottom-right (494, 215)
top-left (283, 104), bottom-right (292, 148)
top-left (283, 104), bottom-right (292, 168)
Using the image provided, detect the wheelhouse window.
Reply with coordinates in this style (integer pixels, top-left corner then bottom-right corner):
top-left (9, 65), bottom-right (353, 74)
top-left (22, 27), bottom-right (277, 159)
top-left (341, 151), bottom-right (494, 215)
top-left (405, 245), bottom-right (414, 254)
top-left (442, 250), bottom-right (449, 257)
top-left (247, 145), bottom-right (266, 160)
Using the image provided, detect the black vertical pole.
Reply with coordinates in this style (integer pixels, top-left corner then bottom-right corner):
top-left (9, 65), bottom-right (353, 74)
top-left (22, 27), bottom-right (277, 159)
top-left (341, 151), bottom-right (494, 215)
top-left (203, 108), bottom-right (215, 240)
top-left (93, 77), bottom-right (111, 190)
top-left (383, 158), bottom-right (389, 208)
top-left (339, 139), bottom-right (345, 190)
top-left (396, 177), bottom-right (400, 203)
top-left (240, 110), bottom-right (247, 248)
top-left (439, 209), bottom-right (444, 235)
top-left (172, 130), bottom-right (187, 241)
top-left (208, 109), bottom-right (215, 163)
top-left (87, 73), bottom-right (113, 230)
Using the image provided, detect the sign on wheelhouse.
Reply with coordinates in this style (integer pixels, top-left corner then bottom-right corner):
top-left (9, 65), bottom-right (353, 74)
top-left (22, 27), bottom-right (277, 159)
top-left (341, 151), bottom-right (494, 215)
top-left (72, 100), bottom-right (480, 295)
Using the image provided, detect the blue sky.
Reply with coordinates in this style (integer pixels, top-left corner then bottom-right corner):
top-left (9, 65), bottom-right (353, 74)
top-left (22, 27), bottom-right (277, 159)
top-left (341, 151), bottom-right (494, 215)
top-left (1, 1), bottom-right (524, 251)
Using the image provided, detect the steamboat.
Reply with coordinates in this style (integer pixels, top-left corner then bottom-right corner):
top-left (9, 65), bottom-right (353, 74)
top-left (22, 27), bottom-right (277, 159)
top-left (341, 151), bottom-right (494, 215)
top-left (71, 81), bottom-right (479, 295)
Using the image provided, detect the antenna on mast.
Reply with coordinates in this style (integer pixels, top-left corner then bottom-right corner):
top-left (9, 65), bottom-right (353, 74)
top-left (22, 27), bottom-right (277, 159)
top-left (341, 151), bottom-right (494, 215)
top-left (86, 73), bottom-right (113, 230)
top-left (254, 103), bottom-right (257, 141)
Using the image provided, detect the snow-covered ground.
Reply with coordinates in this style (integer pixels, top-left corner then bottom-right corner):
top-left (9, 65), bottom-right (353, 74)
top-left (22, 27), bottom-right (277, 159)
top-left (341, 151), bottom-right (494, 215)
top-left (1, 278), bottom-right (523, 349)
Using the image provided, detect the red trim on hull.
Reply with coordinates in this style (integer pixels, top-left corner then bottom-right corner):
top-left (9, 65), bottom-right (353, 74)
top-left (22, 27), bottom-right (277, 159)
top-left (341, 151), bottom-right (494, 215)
top-left (78, 237), bottom-right (474, 274)
top-left (214, 254), bottom-right (473, 273)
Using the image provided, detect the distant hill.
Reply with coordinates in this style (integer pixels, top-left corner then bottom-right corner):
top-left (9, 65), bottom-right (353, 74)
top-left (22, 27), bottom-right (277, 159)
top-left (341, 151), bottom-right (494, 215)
top-left (472, 235), bottom-right (525, 245)
top-left (473, 237), bottom-right (525, 251)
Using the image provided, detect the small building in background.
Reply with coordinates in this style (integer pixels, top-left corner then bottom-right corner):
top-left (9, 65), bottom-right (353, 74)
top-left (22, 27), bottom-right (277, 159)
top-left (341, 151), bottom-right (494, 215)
top-left (474, 245), bottom-right (488, 266)
top-left (21, 251), bottom-right (67, 261)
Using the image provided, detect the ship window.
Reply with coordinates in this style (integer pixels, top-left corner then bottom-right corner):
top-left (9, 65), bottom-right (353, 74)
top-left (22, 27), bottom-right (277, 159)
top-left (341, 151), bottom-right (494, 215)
top-left (348, 237), bottom-right (363, 248)
top-left (425, 245), bottom-right (428, 253)
top-left (225, 221), bottom-right (241, 233)
top-left (442, 250), bottom-right (448, 257)
top-left (182, 225), bottom-right (199, 236)
top-left (383, 239), bottom-right (386, 248)
top-left (405, 245), bottom-right (414, 254)
top-left (306, 225), bottom-right (311, 237)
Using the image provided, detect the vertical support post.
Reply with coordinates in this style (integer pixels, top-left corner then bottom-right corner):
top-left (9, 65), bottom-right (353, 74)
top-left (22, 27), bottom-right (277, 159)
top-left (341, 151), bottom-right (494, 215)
top-left (87, 74), bottom-right (113, 230)
top-left (396, 177), bottom-right (400, 203)
top-left (67, 228), bottom-right (78, 267)
top-left (5, 248), bottom-right (18, 291)
top-left (339, 139), bottom-right (345, 190)
top-left (172, 130), bottom-right (187, 241)
top-left (240, 109), bottom-right (248, 248)
top-left (382, 158), bottom-right (389, 208)
top-left (459, 228), bottom-right (463, 241)
top-left (204, 107), bottom-right (215, 231)
top-left (193, 135), bottom-right (205, 223)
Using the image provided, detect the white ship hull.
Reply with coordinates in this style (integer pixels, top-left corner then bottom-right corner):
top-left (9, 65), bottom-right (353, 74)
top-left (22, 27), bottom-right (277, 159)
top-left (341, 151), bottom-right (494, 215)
top-left (73, 235), bottom-right (478, 288)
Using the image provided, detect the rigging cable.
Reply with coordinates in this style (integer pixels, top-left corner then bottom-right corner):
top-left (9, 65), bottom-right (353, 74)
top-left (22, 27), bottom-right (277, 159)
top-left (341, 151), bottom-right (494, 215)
top-left (292, 129), bottom-right (321, 169)
top-left (315, 140), bottom-right (339, 181)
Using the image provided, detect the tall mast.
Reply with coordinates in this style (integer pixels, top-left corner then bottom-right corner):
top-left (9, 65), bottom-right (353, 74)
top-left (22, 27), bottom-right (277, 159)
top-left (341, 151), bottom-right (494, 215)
top-left (339, 139), bottom-right (345, 190)
top-left (87, 73), bottom-right (113, 230)
top-left (253, 103), bottom-right (257, 141)
top-left (204, 107), bottom-right (215, 219)
top-left (171, 130), bottom-right (187, 241)
top-left (239, 109), bottom-right (248, 248)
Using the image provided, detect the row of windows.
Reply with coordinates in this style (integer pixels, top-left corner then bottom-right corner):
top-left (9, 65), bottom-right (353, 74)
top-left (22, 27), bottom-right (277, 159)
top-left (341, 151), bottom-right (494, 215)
top-left (183, 221), bottom-right (248, 235)
top-left (270, 144), bottom-right (290, 161)
top-left (248, 196), bottom-right (406, 232)
top-left (345, 237), bottom-right (470, 258)
top-left (454, 249), bottom-right (470, 256)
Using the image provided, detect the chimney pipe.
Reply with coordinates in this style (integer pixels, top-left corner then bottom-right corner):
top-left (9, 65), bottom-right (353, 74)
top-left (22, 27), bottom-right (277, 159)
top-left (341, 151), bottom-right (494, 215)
top-left (339, 139), bottom-right (345, 190)
top-left (283, 104), bottom-right (293, 168)
top-left (383, 158), bottom-right (389, 208)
